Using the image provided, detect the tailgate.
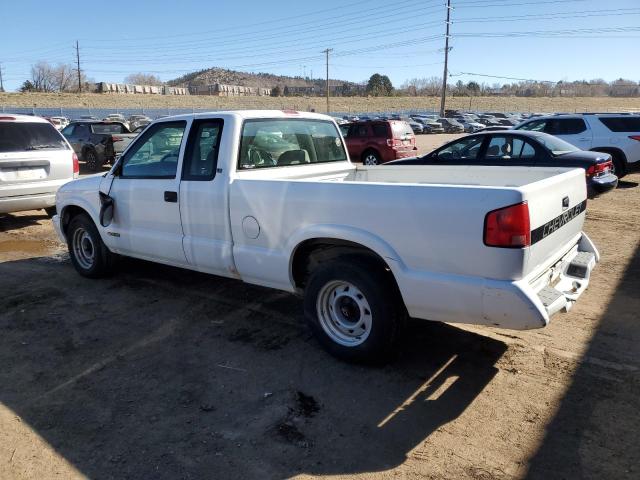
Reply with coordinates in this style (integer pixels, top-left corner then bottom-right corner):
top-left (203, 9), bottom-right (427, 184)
top-left (523, 168), bottom-right (588, 278)
top-left (0, 150), bottom-right (73, 195)
top-left (112, 134), bottom-right (137, 155)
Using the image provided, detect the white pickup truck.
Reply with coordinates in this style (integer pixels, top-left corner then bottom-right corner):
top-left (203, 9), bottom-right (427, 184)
top-left (53, 110), bottom-right (599, 362)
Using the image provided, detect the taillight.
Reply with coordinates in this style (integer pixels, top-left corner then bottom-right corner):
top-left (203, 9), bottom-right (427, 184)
top-left (484, 202), bottom-right (530, 248)
top-left (586, 160), bottom-right (613, 177)
top-left (72, 152), bottom-right (79, 177)
top-left (629, 135), bottom-right (640, 142)
top-left (0, 116), bottom-right (16, 121)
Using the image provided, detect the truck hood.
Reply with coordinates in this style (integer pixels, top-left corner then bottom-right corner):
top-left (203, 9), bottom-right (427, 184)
top-left (58, 173), bottom-right (105, 194)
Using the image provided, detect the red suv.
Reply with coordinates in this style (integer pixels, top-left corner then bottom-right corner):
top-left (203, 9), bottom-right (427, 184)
top-left (342, 120), bottom-right (418, 165)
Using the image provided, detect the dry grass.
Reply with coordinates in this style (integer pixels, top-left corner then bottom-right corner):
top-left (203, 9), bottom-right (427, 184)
top-left (2, 92), bottom-right (640, 113)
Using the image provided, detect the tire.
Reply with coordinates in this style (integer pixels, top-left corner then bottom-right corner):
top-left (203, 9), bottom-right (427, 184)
top-left (67, 213), bottom-right (115, 278)
top-left (610, 153), bottom-right (627, 179)
top-left (303, 255), bottom-right (404, 363)
top-left (362, 150), bottom-right (381, 166)
top-left (84, 149), bottom-right (100, 172)
top-left (44, 207), bottom-right (56, 218)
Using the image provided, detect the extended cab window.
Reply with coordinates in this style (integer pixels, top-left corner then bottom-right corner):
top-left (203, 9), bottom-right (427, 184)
top-left (182, 120), bottom-right (222, 180)
top-left (239, 119), bottom-right (347, 169)
top-left (121, 121), bottom-right (186, 178)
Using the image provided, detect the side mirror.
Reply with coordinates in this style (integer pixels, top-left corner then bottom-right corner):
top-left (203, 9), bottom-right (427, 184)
top-left (99, 192), bottom-right (114, 227)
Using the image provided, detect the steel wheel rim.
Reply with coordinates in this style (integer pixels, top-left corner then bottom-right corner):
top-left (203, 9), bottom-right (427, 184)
top-left (72, 227), bottom-right (95, 270)
top-left (364, 155), bottom-right (378, 165)
top-left (316, 280), bottom-right (372, 346)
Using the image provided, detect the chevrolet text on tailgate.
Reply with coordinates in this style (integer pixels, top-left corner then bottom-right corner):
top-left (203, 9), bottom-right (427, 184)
top-left (53, 111), bottom-right (599, 363)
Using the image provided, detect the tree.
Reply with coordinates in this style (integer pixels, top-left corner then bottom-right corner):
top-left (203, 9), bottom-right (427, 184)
top-left (466, 81), bottom-right (480, 94)
top-left (20, 80), bottom-right (36, 92)
top-left (30, 61), bottom-right (56, 92)
top-left (124, 73), bottom-right (163, 86)
top-left (366, 73), bottom-right (394, 96)
top-left (53, 64), bottom-right (74, 92)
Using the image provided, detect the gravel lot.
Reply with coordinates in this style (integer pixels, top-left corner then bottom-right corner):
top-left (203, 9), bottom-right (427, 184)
top-left (0, 138), bottom-right (638, 479)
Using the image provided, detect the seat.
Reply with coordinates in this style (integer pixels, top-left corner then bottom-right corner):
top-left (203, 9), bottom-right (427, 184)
top-left (501, 143), bottom-right (512, 157)
top-left (277, 149), bottom-right (310, 166)
top-left (486, 145), bottom-right (500, 156)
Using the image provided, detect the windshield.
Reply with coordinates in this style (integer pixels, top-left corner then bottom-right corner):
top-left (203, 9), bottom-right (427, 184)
top-left (533, 132), bottom-right (580, 155)
top-left (239, 118), bottom-right (347, 169)
top-left (0, 122), bottom-right (69, 152)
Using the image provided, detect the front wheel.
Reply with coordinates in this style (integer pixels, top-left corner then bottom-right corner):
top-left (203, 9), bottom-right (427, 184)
top-left (303, 256), bottom-right (404, 363)
top-left (67, 214), bottom-right (115, 278)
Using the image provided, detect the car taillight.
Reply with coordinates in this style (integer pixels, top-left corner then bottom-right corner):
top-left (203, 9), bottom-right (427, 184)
top-left (72, 152), bottom-right (79, 177)
top-left (484, 202), bottom-right (530, 248)
top-left (586, 160), bottom-right (613, 177)
top-left (629, 135), bottom-right (640, 142)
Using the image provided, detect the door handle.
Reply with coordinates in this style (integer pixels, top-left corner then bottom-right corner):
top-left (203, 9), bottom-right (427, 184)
top-left (164, 191), bottom-right (178, 203)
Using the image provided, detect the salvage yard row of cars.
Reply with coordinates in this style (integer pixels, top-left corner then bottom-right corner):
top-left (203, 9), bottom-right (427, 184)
top-left (2, 109), bottom-right (639, 362)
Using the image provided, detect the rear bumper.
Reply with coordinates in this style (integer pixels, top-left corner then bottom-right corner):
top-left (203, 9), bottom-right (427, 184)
top-left (0, 192), bottom-right (56, 214)
top-left (589, 173), bottom-right (618, 195)
top-left (395, 232), bottom-right (599, 330)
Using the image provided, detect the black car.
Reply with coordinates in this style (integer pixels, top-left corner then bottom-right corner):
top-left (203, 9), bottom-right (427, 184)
top-left (437, 118), bottom-right (465, 133)
top-left (388, 130), bottom-right (618, 195)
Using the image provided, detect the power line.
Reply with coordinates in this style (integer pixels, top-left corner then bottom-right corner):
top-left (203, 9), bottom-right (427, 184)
top-left (450, 71), bottom-right (556, 84)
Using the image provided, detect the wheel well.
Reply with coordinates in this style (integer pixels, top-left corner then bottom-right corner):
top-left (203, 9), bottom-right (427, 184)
top-left (361, 148), bottom-right (379, 160)
top-left (60, 205), bottom-right (91, 236)
top-left (291, 238), bottom-right (399, 292)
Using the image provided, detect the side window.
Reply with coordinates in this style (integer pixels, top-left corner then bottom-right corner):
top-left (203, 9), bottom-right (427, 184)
top-left (121, 121), bottom-right (187, 178)
top-left (518, 120), bottom-right (546, 132)
top-left (485, 136), bottom-right (537, 160)
top-left (556, 118), bottom-right (587, 135)
top-left (75, 125), bottom-right (90, 138)
top-left (372, 124), bottom-right (388, 137)
top-left (436, 136), bottom-right (484, 161)
top-left (182, 120), bottom-right (223, 180)
top-left (61, 125), bottom-right (75, 136)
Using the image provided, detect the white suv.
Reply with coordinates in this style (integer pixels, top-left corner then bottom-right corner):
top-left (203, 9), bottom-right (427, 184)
top-left (0, 115), bottom-right (78, 215)
top-left (515, 114), bottom-right (640, 177)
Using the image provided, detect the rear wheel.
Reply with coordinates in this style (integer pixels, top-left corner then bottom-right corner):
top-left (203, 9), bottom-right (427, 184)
top-left (303, 256), bottom-right (404, 363)
top-left (67, 214), bottom-right (115, 278)
top-left (362, 150), bottom-right (381, 166)
top-left (610, 153), bottom-right (627, 179)
top-left (84, 149), bottom-right (100, 172)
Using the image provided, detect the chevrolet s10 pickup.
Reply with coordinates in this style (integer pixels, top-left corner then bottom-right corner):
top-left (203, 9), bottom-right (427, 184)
top-left (54, 110), bottom-right (599, 362)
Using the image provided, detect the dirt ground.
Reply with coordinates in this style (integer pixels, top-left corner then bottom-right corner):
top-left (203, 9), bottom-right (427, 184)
top-left (3, 92), bottom-right (640, 114)
top-left (0, 146), bottom-right (639, 479)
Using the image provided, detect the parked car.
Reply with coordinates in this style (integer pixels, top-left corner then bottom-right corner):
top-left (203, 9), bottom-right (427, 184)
top-left (414, 118), bottom-right (445, 134)
top-left (79, 115), bottom-right (99, 121)
top-left (45, 116), bottom-right (69, 130)
top-left (0, 114), bottom-right (78, 215)
top-left (437, 118), bottom-right (465, 133)
top-left (514, 113), bottom-right (640, 177)
top-left (408, 121), bottom-right (424, 134)
top-left (103, 114), bottom-right (129, 129)
top-left (342, 120), bottom-right (417, 164)
top-left (457, 119), bottom-right (486, 133)
top-left (476, 125), bottom-right (513, 133)
top-left (53, 110), bottom-right (599, 362)
top-left (61, 121), bottom-right (137, 171)
top-left (389, 130), bottom-right (618, 195)
top-left (127, 115), bottom-right (152, 131)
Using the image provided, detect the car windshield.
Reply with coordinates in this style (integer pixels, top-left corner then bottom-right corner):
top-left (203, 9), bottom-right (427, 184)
top-left (0, 122), bottom-right (68, 152)
top-left (532, 132), bottom-right (580, 156)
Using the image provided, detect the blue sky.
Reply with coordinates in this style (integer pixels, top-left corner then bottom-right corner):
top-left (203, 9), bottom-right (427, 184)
top-left (1, 0), bottom-right (639, 91)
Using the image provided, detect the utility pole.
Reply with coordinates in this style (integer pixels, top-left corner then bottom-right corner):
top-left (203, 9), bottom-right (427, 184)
top-left (439, 0), bottom-right (452, 117)
top-left (75, 41), bottom-right (82, 93)
top-left (0, 63), bottom-right (4, 92)
top-left (322, 48), bottom-right (333, 114)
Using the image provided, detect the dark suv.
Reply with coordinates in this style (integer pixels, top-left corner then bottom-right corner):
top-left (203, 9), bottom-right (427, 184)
top-left (342, 120), bottom-right (417, 165)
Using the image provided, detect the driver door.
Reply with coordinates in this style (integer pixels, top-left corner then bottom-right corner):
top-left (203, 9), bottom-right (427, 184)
top-left (105, 120), bottom-right (190, 266)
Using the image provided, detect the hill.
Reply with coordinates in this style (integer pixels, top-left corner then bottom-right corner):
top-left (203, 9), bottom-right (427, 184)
top-left (167, 67), bottom-right (358, 91)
